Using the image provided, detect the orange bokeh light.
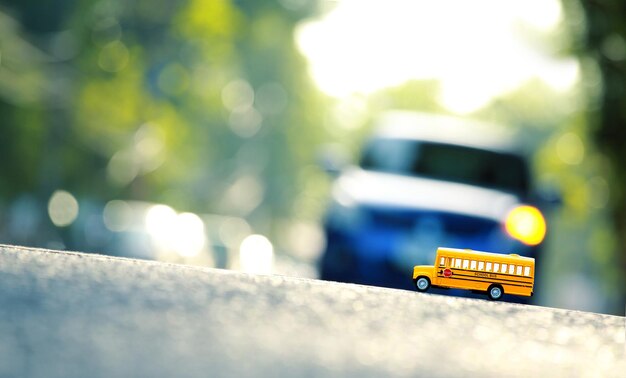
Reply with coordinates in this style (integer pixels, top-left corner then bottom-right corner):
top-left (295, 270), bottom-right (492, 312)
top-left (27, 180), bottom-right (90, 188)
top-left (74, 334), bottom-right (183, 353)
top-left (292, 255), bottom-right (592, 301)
top-left (505, 205), bottom-right (547, 246)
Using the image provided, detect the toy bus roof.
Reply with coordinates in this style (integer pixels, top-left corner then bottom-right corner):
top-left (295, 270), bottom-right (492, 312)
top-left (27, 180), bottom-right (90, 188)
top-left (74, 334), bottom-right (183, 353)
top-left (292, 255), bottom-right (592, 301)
top-left (436, 247), bottom-right (535, 263)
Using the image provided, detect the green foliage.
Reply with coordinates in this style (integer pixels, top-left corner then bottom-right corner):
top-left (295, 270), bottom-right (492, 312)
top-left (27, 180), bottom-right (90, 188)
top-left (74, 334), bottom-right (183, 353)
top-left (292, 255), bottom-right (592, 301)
top-left (0, 0), bottom-right (327, 235)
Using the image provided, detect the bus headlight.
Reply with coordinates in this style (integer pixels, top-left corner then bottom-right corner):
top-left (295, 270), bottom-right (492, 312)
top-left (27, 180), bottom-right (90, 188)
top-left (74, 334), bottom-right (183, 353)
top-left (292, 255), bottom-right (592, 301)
top-left (504, 205), bottom-right (546, 246)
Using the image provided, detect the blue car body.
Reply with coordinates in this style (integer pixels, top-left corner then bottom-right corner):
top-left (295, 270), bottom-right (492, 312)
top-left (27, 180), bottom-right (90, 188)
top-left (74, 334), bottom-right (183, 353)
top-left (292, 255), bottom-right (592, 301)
top-left (319, 112), bottom-right (543, 294)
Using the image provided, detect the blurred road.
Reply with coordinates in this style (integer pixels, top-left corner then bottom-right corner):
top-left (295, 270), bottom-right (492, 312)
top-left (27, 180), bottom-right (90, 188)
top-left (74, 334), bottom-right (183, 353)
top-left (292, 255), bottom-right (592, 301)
top-left (0, 245), bottom-right (623, 377)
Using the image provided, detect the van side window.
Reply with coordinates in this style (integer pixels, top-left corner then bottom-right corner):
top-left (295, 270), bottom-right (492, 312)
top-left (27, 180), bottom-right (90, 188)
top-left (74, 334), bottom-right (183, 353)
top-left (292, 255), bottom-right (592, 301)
top-left (462, 260), bottom-right (469, 269)
top-left (524, 266), bottom-right (531, 276)
top-left (470, 260), bottom-right (477, 270)
top-left (486, 262), bottom-right (492, 272)
top-left (501, 264), bottom-right (508, 273)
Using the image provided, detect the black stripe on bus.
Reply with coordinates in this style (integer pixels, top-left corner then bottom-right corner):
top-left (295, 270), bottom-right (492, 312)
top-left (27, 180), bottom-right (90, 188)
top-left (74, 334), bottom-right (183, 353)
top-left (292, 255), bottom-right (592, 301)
top-left (437, 275), bottom-right (533, 288)
top-left (445, 272), bottom-right (532, 285)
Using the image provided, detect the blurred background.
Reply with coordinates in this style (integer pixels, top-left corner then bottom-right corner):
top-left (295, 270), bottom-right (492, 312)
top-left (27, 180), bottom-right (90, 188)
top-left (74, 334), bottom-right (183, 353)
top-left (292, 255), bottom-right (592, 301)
top-left (0, 0), bottom-right (624, 315)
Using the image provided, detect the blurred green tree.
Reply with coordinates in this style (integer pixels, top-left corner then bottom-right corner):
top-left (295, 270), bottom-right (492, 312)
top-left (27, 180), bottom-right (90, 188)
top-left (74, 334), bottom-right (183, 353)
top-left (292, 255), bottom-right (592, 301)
top-left (0, 0), bottom-right (327, 246)
top-left (578, 1), bottom-right (626, 301)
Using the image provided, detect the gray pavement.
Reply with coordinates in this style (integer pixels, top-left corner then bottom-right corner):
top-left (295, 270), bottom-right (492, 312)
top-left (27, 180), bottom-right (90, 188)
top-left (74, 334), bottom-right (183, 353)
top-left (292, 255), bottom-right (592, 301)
top-left (0, 245), bottom-right (623, 377)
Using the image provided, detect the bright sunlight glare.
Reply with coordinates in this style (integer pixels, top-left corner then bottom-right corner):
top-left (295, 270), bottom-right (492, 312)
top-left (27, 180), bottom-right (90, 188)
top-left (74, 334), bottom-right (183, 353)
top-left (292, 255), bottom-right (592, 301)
top-left (296, 0), bottom-right (578, 114)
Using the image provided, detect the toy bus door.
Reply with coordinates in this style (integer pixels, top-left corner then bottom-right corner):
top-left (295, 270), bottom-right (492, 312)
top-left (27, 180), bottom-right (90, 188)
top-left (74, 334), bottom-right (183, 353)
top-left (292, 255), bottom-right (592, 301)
top-left (436, 254), bottom-right (450, 286)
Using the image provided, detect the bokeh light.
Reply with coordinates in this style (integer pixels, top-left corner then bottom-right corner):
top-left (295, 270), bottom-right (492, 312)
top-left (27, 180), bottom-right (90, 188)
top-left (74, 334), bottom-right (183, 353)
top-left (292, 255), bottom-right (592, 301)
top-left (103, 200), bottom-right (133, 232)
top-left (107, 150), bottom-right (139, 186)
top-left (98, 41), bottom-right (129, 73)
top-left (222, 174), bottom-right (265, 216)
top-left (48, 190), bottom-right (79, 227)
top-left (556, 132), bottom-right (585, 165)
top-left (174, 212), bottom-right (206, 257)
top-left (222, 79), bottom-right (255, 112)
top-left (145, 205), bottom-right (207, 258)
top-left (229, 107), bottom-right (263, 138)
top-left (239, 234), bottom-right (274, 274)
top-left (504, 206), bottom-right (547, 246)
top-left (145, 204), bottom-right (178, 241)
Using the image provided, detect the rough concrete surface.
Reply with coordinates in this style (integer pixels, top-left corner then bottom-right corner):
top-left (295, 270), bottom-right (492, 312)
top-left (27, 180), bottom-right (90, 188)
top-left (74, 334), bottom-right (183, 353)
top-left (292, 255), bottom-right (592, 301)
top-left (0, 245), bottom-right (623, 377)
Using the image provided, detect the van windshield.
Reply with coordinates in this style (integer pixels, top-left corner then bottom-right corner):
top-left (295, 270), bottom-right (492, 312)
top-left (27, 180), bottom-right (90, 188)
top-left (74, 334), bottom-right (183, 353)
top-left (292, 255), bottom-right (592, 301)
top-left (360, 138), bottom-right (530, 195)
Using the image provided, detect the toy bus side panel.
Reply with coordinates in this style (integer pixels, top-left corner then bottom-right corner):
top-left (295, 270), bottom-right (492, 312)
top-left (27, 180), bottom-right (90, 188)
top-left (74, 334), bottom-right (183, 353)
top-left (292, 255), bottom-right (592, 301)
top-left (436, 269), bottom-right (491, 291)
top-left (437, 268), bottom-right (533, 296)
top-left (434, 252), bottom-right (534, 296)
top-left (500, 283), bottom-right (533, 297)
top-left (501, 282), bottom-right (533, 297)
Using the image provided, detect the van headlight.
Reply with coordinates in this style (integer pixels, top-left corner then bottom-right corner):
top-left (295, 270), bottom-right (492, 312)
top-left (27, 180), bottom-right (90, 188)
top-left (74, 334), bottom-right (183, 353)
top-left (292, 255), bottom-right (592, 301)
top-left (504, 205), bottom-right (546, 246)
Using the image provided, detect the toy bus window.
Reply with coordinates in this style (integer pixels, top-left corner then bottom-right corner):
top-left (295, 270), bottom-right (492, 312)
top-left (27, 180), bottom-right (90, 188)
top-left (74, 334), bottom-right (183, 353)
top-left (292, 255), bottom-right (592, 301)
top-left (486, 262), bottom-right (492, 272)
top-left (493, 263), bottom-right (499, 272)
top-left (509, 265), bottom-right (515, 274)
top-left (516, 265), bottom-right (522, 275)
top-left (478, 261), bottom-right (485, 271)
top-left (501, 264), bottom-right (507, 273)
top-left (470, 260), bottom-right (477, 270)
top-left (454, 259), bottom-right (462, 268)
top-left (462, 259), bottom-right (469, 269)
top-left (440, 257), bottom-right (446, 266)
top-left (524, 266), bottom-right (530, 276)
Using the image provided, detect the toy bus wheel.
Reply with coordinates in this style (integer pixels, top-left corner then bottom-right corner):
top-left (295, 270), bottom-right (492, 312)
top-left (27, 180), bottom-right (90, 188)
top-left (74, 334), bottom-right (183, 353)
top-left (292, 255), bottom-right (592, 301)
top-left (487, 284), bottom-right (504, 301)
top-left (415, 277), bottom-right (430, 292)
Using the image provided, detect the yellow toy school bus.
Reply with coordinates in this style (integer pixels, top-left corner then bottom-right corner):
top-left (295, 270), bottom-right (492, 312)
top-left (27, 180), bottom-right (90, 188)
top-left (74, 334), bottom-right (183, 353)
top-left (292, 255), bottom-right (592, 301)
top-left (412, 247), bottom-right (535, 300)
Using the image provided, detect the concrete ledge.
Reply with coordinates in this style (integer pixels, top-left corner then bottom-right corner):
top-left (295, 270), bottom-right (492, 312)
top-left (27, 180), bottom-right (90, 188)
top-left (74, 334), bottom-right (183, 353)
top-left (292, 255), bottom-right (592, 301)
top-left (0, 244), bottom-right (623, 377)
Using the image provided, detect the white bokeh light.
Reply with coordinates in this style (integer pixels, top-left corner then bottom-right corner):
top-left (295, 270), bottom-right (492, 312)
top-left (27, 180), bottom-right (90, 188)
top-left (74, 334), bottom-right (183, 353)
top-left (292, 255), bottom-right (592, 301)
top-left (145, 204), bottom-right (178, 240)
top-left (48, 190), bottom-right (79, 227)
top-left (173, 212), bottom-right (206, 257)
top-left (103, 200), bottom-right (133, 232)
top-left (239, 234), bottom-right (274, 274)
top-left (145, 205), bottom-right (207, 257)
